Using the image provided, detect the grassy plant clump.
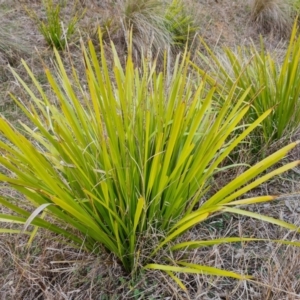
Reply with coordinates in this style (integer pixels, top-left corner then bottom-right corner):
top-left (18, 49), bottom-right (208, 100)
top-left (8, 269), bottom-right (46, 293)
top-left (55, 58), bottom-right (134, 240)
top-left (100, 0), bottom-right (198, 59)
top-left (164, 0), bottom-right (198, 47)
top-left (27, 0), bottom-right (84, 50)
top-left (0, 30), bottom-right (300, 289)
top-left (196, 22), bottom-right (300, 155)
top-left (250, 0), bottom-right (299, 37)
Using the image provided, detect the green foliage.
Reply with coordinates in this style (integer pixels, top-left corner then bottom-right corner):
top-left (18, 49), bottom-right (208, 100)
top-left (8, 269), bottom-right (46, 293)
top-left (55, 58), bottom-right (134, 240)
top-left (27, 0), bottom-right (84, 50)
top-left (0, 31), bottom-right (300, 289)
top-left (164, 0), bottom-right (198, 47)
top-left (288, 0), bottom-right (300, 12)
top-left (196, 22), bottom-right (300, 154)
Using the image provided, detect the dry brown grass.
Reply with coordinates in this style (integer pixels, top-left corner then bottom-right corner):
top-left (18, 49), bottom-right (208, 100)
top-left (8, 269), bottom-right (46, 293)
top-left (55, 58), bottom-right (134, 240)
top-left (1, 196), bottom-right (300, 299)
top-left (0, 10), bottom-right (31, 86)
top-left (251, 0), bottom-right (294, 38)
top-left (1, 0), bottom-right (300, 299)
top-left (0, 10), bottom-right (30, 57)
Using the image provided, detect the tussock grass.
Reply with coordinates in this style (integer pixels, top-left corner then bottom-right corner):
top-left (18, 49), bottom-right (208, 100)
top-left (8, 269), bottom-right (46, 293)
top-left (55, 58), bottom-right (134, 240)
top-left (251, 0), bottom-right (294, 37)
top-left (196, 21), bottom-right (300, 157)
top-left (1, 0), bottom-right (300, 298)
top-left (98, 0), bottom-right (198, 60)
top-left (26, 0), bottom-right (85, 50)
top-left (1, 29), bottom-right (300, 291)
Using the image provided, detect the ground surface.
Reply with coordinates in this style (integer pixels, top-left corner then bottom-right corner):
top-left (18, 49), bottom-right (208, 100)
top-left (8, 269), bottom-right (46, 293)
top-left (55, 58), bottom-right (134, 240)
top-left (1, 0), bottom-right (300, 299)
